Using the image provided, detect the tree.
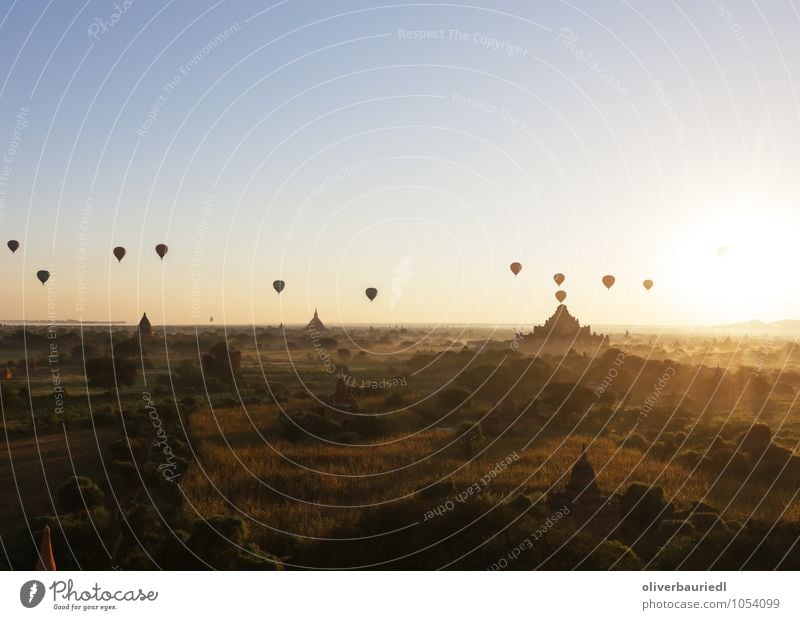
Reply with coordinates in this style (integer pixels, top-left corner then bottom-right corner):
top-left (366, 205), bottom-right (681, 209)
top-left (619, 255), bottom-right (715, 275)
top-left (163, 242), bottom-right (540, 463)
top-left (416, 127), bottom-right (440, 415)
top-left (70, 344), bottom-right (97, 362)
top-left (438, 388), bottom-right (472, 409)
top-left (747, 375), bottom-right (771, 410)
top-left (57, 476), bottom-right (105, 513)
top-left (619, 483), bottom-right (673, 533)
top-left (541, 383), bottom-right (595, 414)
top-left (85, 357), bottom-right (137, 390)
top-left (187, 515), bottom-right (247, 569)
top-left (738, 423), bottom-right (772, 454)
top-left (201, 341), bottom-right (242, 384)
top-left (113, 337), bottom-right (143, 359)
top-left (597, 389), bottom-right (617, 407)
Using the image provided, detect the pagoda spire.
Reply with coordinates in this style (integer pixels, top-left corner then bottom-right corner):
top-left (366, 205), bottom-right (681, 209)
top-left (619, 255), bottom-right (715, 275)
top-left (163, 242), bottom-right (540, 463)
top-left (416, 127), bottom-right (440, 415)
top-left (34, 525), bottom-right (56, 570)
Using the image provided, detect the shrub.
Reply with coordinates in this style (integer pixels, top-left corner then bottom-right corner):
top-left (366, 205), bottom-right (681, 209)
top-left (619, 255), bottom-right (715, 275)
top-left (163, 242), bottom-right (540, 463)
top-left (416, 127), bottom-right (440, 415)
top-left (275, 411), bottom-right (340, 441)
top-left (438, 388), bottom-right (472, 409)
top-left (201, 341), bottom-right (242, 385)
top-left (108, 438), bottom-right (142, 461)
top-left (109, 461), bottom-right (139, 488)
top-left (416, 480), bottom-right (457, 502)
top-left (234, 543), bottom-right (283, 570)
top-left (384, 392), bottom-right (407, 407)
top-left (691, 512), bottom-right (727, 533)
top-left (346, 414), bottom-right (387, 438)
top-left (85, 357), bottom-right (137, 390)
top-left (621, 433), bottom-right (648, 452)
top-left (56, 476), bottom-right (105, 513)
top-left (93, 407), bottom-right (119, 424)
top-left (187, 515), bottom-right (248, 569)
top-left (738, 423), bottom-right (772, 454)
top-left (659, 519), bottom-right (695, 537)
top-left (619, 483), bottom-right (673, 533)
top-left (334, 431), bottom-right (363, 444)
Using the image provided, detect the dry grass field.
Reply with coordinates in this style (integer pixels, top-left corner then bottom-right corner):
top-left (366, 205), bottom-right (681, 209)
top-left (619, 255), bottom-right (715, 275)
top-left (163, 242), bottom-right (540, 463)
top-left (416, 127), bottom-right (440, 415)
top-left (182, 402), bottom-right (799, 557)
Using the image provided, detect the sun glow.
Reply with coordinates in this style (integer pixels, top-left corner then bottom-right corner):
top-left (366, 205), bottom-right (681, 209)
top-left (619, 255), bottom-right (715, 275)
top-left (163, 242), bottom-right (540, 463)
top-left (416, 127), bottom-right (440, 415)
top-left (668, 201), bottom-right (797, 323)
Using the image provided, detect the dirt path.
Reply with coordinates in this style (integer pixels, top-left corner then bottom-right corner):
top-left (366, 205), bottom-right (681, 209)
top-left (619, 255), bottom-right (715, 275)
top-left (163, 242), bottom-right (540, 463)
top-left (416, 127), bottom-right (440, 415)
top-left (0, 426), bottom-right (119, 530)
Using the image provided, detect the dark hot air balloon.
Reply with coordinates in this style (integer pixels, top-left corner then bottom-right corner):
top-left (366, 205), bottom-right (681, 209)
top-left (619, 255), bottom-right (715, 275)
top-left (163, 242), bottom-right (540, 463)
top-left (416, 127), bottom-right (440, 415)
top-left (643, 279), bottom-right (654, 291)
top-left (155, 244), bottom-right (168, 260)
top-left (365, 287), bottom-right (378, 302)
top-left (113, 246), bottom-right (126, 262)
top-left (509, 262), bottom-right (522, 276)
top-left (553, 273), bottom-right (565, 286)
top-left (7, 240), bottom-right (19, 254)
top-left (555, 290), bottom-right (567, 303)
top-left (273, 280), bottom-right (285, 294)
top-left (36, 270), bottom-right (50, 285)
top-left (602, 275), bottom-right (616, 290)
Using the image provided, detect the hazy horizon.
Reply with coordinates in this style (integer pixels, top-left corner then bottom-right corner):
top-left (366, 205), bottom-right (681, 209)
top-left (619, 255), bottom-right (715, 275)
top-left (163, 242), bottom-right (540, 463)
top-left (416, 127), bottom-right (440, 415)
top-left (4, 308), bottom-right (800, 332)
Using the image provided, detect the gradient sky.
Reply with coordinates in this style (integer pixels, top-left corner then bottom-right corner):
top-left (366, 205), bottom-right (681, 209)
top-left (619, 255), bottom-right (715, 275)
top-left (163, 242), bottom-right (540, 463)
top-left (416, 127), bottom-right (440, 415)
top-left (1, 0), bottom-right (799, 326)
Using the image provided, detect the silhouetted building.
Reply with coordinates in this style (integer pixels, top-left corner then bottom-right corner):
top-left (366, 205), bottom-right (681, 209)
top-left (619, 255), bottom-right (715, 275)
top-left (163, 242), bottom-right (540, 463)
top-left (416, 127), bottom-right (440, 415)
top-left (518, 304), bottom-right (607, 354)
top-left (138, 313), bottom-right (153, 336)
top-left (35, 525), bottom-right (56, 571)
top-left (307, 308), bottom-right (327, 332)
top-left (547, 446), bottom-right (619, 536)
top-left (330, 376), bottom-right (358, 412)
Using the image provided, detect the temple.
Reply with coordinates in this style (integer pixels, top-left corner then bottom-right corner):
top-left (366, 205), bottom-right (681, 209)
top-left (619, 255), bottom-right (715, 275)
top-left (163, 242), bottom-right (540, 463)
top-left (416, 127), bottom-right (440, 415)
top-left (518, 304), bottom-right (607, 354)
top-left (547, 446), bottom-right (619, 535)
top-left (307, 308), bottom-right (327, 332)
top-left (138, 312), bottom-right (153, 336)
top-left (329, 376), bottom-right (359, 412)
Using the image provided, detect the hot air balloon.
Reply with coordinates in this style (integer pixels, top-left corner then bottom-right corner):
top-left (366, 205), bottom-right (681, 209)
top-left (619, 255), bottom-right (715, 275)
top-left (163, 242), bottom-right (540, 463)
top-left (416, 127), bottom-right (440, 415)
top-left (553, 273), bottom-right (565, 286)
top-left (210, 316), bottom-right (214, 323)
top-left (36, 270), bottom-right (50, 285)
top-left (155, 244), bottom-right (168, 260)
top-left (555, 290), bottom-right (567, 303)
top-left (273, 280), bottom-right (285, 294)
top-left (365, 287), bottom-right (378, 302)
top-left (510, 262), bottom-right (522, 276)
top-left (7, 240), bottom-right (19, 254)
top-left (643, 279), bottom-right (654, 291)
top-left (602, 275), bottom-right (616, 290)
top-left (113, 246), bottom-right (126, 262)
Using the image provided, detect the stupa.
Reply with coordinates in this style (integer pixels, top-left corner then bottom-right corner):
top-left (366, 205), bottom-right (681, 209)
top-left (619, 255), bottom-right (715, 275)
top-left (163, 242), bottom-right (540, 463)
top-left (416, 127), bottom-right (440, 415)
top-left (307, 308), bottom-right (327, 332)
top-left (547, 446), bottom-right (620, 535)
top-left (330, 376), bottom-right (359, 412)
top-left (138, 312), bottom-right (153, 336)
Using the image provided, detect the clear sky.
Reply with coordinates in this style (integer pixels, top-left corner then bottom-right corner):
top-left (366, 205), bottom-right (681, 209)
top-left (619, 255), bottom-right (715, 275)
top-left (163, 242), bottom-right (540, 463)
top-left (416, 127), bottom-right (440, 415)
top-left (0, 0), bottom-right (799, 326)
